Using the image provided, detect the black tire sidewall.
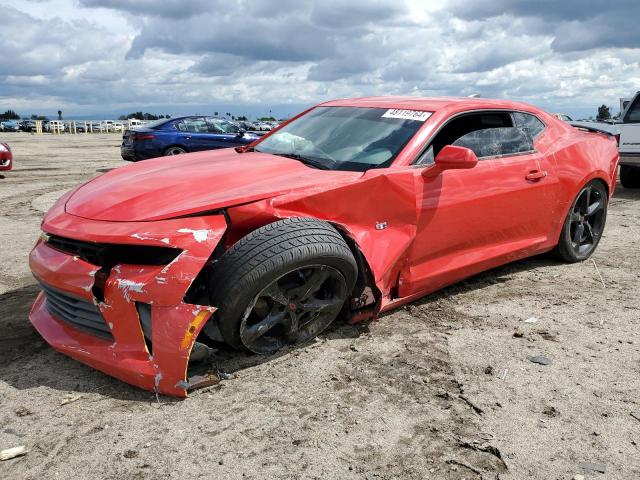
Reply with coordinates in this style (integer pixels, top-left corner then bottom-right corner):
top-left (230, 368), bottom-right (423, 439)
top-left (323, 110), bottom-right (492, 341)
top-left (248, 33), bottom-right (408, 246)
top-left (210, 219), bottom-right (358, 349)
top-left (620, 165), bottom-right (640, 189)
top-left (219, 254), bottom-right (355, 348)
top-left (557, 181), bottom-right (608, 262)
top-left (164, 147), bottom-right (186, 156)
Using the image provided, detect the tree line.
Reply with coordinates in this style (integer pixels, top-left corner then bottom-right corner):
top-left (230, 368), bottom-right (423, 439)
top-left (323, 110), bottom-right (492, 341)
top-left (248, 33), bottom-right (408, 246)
top-left (118, 112), bottom-right (172, 121)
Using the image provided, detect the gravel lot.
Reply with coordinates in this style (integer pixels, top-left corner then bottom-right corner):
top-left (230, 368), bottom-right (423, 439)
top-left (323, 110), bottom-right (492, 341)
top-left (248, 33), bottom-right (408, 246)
top-left (1, 132), bottom-right (639, 479)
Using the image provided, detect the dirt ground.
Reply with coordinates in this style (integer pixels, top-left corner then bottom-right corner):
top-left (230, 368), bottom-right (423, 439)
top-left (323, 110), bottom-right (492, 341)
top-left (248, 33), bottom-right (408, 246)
top-left (0, 132), bottom-right (638, 479)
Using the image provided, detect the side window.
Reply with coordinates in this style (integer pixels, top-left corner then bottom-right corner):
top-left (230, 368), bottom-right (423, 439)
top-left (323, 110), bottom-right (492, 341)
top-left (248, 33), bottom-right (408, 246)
top-left (414, 111), bottom-right (514, 165)
top-left (415, 146), bottom-right (435, 166)
top-left (452, 127), bottom-right (534, 159)
top-left (512, 112), bottom-right (545, 139)
top-left (207, 118), bottom-right (238, 134)
top-left (176, 118), bottom-right (208, 133)
top-left (624, 97), bottom-right (640, 123)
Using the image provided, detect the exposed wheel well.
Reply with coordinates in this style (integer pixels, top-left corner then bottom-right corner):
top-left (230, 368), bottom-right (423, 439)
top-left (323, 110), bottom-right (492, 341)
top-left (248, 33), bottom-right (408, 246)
top-left (327, 222), bottom-right (381, 315)
top-left (184, 215), bottom-right (380, 319)
top-left (590, 177), bottom-right (610, 199)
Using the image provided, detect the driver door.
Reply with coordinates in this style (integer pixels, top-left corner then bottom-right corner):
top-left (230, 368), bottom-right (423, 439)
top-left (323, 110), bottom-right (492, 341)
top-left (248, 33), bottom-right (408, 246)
top-left (401, 119), bottom-right (558, 297)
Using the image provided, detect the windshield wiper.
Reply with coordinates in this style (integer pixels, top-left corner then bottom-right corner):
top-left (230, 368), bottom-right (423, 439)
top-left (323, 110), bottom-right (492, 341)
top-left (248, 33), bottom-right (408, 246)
top-left (266, 152), bottom-right (331, 170)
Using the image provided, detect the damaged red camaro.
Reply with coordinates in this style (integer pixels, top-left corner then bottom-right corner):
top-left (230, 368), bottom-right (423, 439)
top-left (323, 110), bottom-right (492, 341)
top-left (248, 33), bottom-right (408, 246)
top-left (29, 97), bottom-right (619, 397)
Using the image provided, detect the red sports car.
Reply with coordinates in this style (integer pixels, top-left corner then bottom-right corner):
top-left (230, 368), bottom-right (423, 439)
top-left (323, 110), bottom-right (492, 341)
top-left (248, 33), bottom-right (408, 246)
top-left (29, 97), bottom-right (619, 397)
top-left (0, 142), bottom-right (12, 171)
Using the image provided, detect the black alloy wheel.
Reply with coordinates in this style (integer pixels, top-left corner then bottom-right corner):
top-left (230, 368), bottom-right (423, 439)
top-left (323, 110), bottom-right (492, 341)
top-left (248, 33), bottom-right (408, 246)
top-left (554, 181), bottom-right (608, 262)
top-left (207, 217), bottom-right (358, 354)
top-left (569, 184), bottom-right (606, 256)
top-left (164, 146), bottom-right (186, 156)
top-left (240, 265), bottom-right (348, 353)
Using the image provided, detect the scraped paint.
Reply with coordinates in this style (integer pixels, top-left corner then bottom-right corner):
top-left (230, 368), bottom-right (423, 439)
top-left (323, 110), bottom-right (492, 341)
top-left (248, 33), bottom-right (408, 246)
top-left (178, 228), bottom-right (208, 242)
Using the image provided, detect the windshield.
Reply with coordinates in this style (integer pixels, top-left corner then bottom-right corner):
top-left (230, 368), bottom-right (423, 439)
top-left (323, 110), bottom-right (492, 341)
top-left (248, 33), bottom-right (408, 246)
top-left (254, 106), bottom-right (429, 171)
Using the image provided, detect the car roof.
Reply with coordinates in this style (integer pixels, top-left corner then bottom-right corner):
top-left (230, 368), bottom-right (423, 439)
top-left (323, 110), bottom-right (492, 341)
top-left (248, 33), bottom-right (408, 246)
top-left (320, 96), bottom-right (543, 115)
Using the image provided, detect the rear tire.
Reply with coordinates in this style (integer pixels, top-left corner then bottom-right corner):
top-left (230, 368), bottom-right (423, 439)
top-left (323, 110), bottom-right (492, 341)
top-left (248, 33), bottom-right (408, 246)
top-left (620, 165), bottom-right (640, 188)
top-left (164, 146), bottom-right (187, 156)
top-left (552, 181), bottom-right (608, 262)
top-left (209, 218), bottom-right (357, 353)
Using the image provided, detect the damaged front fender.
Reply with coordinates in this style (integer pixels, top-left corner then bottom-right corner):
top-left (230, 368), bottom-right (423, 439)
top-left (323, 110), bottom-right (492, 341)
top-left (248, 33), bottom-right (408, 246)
top-left (226, 168), bottom-right (420, 310)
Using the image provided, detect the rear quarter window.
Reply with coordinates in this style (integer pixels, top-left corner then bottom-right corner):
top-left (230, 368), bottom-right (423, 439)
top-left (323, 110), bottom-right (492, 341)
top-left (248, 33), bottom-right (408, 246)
top-left (625, 98), bottom-right (640, 123)
top-left (512, 112), bottom-right (545, 139)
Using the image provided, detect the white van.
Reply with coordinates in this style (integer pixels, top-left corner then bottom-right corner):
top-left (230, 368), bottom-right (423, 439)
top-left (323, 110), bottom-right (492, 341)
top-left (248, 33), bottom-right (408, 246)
top-left (618, 91), bottom-right (640, 188)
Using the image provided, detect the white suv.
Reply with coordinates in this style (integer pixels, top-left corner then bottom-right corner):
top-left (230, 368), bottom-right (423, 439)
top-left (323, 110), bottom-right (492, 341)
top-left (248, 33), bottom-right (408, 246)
top-left (618, 91), bottom-right (640, 188)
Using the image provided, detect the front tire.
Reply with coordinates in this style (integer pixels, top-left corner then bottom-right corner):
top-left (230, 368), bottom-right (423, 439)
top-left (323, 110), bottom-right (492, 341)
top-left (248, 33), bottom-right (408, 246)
top-left (553, 181), bottom-right (608, 262)
top-left (209, 218), bottom-right (357, 353)
top-left (620, 165), bottom-right (640, 189)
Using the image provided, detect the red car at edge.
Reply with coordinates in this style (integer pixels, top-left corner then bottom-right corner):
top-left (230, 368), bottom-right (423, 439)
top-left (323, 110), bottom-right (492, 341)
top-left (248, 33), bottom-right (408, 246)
top-left (0, 142), bottom-right (12, 171)
top-left (29, 97), bottom-right (619, 396)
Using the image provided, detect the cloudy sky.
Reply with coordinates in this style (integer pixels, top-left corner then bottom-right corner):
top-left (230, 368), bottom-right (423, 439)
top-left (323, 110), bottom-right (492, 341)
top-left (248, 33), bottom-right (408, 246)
top-left (2, 0), bottom-right (640, 119)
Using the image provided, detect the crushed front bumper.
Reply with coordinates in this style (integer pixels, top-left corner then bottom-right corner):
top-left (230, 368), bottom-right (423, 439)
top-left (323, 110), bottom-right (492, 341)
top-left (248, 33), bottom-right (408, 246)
top-left (28, 205), bottom-right (227, 397)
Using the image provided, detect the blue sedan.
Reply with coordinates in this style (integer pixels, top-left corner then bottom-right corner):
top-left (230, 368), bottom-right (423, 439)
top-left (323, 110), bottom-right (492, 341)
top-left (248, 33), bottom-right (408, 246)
top-left (120, 116), bottom-right (259, 161)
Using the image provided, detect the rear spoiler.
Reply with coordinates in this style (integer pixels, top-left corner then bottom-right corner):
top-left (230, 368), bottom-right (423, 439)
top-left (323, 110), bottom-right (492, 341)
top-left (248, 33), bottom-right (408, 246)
top-left (569, 121), bottom-right (620, 137)
top-left (569, 121), bottom-right (620, 145)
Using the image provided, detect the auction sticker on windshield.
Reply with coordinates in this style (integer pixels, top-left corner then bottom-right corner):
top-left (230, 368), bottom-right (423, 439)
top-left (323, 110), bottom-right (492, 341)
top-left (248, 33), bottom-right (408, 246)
top-left (382, 109), bottom-right (432, 121)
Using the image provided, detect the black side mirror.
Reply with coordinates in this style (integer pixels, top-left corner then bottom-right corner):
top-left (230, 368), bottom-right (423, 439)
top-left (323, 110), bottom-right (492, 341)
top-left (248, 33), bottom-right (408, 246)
top-left (237, 129), bottom-right (246, 137)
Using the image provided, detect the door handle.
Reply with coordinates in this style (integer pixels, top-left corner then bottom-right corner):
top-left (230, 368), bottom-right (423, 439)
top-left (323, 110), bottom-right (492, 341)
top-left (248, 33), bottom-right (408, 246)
top-left (525, 170), bottom-right (547, 181)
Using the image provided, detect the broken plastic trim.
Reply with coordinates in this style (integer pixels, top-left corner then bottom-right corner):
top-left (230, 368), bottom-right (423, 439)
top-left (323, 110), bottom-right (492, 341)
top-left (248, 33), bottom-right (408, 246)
top-left (183, 211), bottom-right (230, 306)
top-left (331, 224), bottom-right (381, 316)
top-left (135, 302), bottom-right (153, 355)
top-left (44, 234), bottom-right (182, 267)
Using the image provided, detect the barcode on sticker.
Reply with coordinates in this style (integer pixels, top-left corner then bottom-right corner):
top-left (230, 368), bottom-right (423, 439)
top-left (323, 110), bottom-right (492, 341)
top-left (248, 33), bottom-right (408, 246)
top-left (382, 109), bottom-right (432, 121)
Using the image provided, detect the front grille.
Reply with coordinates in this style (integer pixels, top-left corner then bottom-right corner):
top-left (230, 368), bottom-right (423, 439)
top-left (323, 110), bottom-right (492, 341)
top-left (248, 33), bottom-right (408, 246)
top-left (45, 234), bottom-right (181, 268)
top-left (40, 282), bottom-right (114, 341)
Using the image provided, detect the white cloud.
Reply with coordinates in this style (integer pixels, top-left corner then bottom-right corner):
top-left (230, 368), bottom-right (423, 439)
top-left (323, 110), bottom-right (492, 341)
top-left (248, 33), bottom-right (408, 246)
top-left (1, 0), bottom-right (639, 119)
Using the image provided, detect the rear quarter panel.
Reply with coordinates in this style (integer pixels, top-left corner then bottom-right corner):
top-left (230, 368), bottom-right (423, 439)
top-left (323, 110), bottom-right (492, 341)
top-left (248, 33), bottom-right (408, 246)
top-left (545, 127), bottom-right (619, 242)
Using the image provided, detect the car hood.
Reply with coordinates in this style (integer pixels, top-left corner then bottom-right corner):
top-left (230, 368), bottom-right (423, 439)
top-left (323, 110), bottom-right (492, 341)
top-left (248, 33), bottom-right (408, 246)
top-left (65, 150), bottom-right (362, 222)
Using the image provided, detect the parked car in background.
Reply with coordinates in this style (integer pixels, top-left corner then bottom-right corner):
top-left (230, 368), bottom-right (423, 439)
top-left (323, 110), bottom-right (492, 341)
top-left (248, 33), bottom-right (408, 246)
top-left (0, 142), bottom-right (12, 171)
top-left (19, 120), bottom-right (37, 132)
top-left (101, 120), bottom-right (124, 133)
top-left (0, 120), bottom-right (20, 132)
top-left (553, 113), bottom-right (573, 122)
top-left (121, 115), bottom-right (259, 161)
top-left (235, 120), bottom-right (267, 137)
top-left (31, 96), bottom-right (618, 396)
top-left (236, 120), bottom-right (258, 131)
top-left (254, 122), bottom-right (274, 131)
top-left (72, 121), bottom-right (88, 133)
